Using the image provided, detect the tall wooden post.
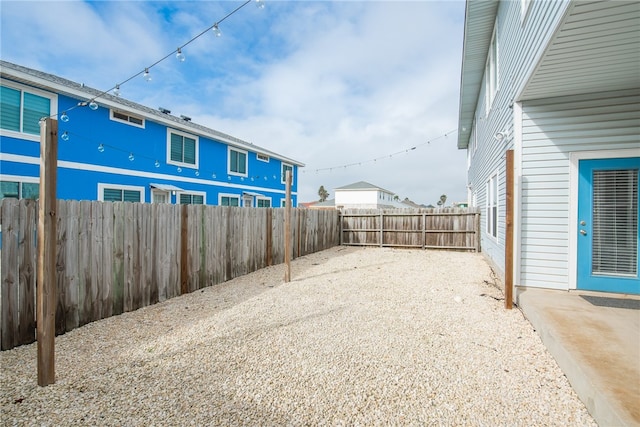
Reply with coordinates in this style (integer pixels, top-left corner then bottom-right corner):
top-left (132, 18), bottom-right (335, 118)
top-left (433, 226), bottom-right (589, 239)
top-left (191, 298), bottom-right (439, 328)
top-left (284, 170), bottom-right (292, 282)
top-left (505, 150), bottom-right (514, 310)
top-left (37, 118), bottom-right (58, 386)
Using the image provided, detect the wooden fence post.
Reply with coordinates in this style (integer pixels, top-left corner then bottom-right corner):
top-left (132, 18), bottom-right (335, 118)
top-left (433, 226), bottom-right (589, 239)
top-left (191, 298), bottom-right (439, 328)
top-left (37, 118), bottom-right (57, 386)
top-left (266, 208), bottom-right (273, 266)
top-left (284, 171), bottom-right (292, 282)
top-left (505, 150), bottom-right (514, 309)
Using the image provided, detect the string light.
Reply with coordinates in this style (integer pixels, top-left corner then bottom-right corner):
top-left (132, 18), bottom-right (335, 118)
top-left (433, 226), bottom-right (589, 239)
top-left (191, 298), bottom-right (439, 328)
top-left (303, 128), bottom-right (458, 174)
top-left (176, 48), bottom-right (186, 62)
top-left (89, 101), bottom-right (99, 110)
top-left (54, 128), bottom-right (283, 187)
top-left (44, 0), bottom-right (260, 122)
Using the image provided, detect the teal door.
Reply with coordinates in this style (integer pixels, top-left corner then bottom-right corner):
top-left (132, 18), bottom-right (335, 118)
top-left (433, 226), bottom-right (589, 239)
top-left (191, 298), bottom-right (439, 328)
top-left (577, 157), bottom-right (640, 294)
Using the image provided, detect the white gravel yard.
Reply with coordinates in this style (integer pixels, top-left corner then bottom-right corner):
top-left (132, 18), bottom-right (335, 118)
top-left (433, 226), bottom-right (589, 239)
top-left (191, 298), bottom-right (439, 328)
top-left (1, 247), bottom-right (595, 426)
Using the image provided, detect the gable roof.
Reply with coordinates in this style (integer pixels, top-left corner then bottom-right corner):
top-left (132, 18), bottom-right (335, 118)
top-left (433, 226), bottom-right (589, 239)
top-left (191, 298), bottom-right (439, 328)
top-left (335, 181), bottom-right (394, 193)
top-left (0, 60), bottom-right (304, 167)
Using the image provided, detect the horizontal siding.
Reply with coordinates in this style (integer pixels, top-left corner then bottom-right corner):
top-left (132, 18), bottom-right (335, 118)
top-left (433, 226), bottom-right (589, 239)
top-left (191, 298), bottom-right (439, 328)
top-left (520, 89), bottom-right (640, 287)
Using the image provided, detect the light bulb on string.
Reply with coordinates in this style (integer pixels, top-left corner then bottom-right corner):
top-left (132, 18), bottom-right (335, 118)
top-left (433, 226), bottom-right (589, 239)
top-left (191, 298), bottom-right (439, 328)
top-left (255, 0), bottom-right (265, 9)
top-left (195, 170), bottom-right (200, 177)
top-left (212, 173), bottom-right (217, 179)
top-left (228, 175), bottom-right (231, 181)
top-left (61, 131), bottom-right (69, 141)
top-left (113, 85), bottom-right (121, 97)
top-left (98, 144), bottom-right (105, 152)
top-left (128, 153), bottom-right (135, 161)
top-left (177, 167), bottom-right (182, 173)
top-left (89, 101), bottom-right (98, 110)
top-left (212, 24), bottom-right (221, 37)
top-left (143, 68), bottom-right (152, 82)
top-left (60, 112), bottom-right (69, 122)
top-left (176, 48), bottom-right (186, 62)
top-left (155, 160), bottom-right (160, 168)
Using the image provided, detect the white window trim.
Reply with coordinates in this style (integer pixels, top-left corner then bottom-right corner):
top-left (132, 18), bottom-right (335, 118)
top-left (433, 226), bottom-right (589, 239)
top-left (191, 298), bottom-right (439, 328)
top-left (0, 79), bottom-right (58, 142)
top-left (227, 147), bottom-right (248, 177)
top-left (256, 196), bottom-right (272, 207)
top-left (166, 128), bottom-right (199, 170)
top-left (110, 109), bottom-right (145, 128)
top-left (177, 190), bottom-right (206, 205)
top-left (257, 153), bottom-right (270, 163)
top-left (97, 183), bottom-right (145, 202)
top-left (486, 171), bottom-right (499, 242)
top-left (281, 163), bottom-right (293, 184)
top-left (219, 193), bottom-right (240, 206)
top-left (0, 174), bottom-right (40, 199)
top-left (484, 26), bottom-right (498, 116)
top-left (151, 189), bottom-right (170, 204)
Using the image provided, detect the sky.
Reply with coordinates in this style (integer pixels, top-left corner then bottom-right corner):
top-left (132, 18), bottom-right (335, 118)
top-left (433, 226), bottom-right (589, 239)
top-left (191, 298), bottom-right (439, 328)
top-left (0, 0), bottom-right (468, 206)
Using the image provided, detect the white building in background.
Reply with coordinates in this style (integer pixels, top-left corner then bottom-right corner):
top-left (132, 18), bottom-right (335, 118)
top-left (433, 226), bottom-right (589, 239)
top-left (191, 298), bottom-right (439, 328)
top-left (334, 181), bottom-right (404, 209)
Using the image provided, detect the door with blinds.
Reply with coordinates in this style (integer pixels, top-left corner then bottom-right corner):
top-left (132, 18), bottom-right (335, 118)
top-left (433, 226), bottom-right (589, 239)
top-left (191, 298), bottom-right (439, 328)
top-left (577, 157), bottom-right (640, 294)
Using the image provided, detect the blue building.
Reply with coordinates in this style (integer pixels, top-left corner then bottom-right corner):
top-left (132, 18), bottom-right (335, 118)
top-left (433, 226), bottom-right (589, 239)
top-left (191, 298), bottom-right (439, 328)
top-left (0, 61), bottom-right (303, 207)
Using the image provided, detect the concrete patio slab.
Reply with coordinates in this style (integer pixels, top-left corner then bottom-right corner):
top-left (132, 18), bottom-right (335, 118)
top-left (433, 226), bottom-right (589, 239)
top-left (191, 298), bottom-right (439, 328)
top-left (516, 287), bottom-right (640, 427)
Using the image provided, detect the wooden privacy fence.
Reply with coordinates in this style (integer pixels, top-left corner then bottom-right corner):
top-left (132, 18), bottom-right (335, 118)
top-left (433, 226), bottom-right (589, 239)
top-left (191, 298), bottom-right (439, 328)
top-left (0, 199), bottom-right (339, 350)
top-left (339, 208), bottom-right (481, 251)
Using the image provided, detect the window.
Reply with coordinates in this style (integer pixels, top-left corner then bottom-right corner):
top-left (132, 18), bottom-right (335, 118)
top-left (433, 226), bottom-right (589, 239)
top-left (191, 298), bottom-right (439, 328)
top-left (167, 129), bottom-right (198, 168)
top-left (220, 194), bottom-right (240, 206)
top-left (228, 148), bottom-right (247, 176)
top-left (152, 191), bottom-right (169, 204)
top-left (281, 163), bottom-right (293, 184)
top-left (0, 180), bottom-right (39, 200)
top-left (110, 110), bottom-right (144, 127)
top-left (1, 83), bottom-right (55, 138)
top-left (486, 173), bottom-right (498, 239)
top-left (99, 184), bottom-right (143, 202)
top-left (257, 198), bottom-right (271, 208)
top-left (179, 193), bottom-right (204, 205)
top-left (257, 153), bottom-right (270, 162)
top-left (281, 199), bottom-right (287, 208)
top-left (484, 27), bottom-right (498, 115)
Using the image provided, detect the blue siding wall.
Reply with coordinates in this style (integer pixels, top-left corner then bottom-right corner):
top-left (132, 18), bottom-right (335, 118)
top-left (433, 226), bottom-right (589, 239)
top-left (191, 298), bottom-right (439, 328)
top-left (1, 83), bottom-right (298, 207)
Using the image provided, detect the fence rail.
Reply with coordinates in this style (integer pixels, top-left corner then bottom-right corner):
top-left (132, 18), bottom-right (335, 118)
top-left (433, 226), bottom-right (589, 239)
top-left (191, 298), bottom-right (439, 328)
top-left (0, 199), bottom-right (339, 350)
top-left (339, 208), bottom-right (481, 251)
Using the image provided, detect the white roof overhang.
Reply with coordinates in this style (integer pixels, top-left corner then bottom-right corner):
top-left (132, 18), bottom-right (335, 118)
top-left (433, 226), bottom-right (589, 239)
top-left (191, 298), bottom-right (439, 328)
top-left (456, 0), bottom-right (640, 150)
top-left (150, 183), bottom-right (184, 192)
top-left (456, 0), bottom-right (499, 150)
top-left (516, 1), bottom-right (640, 102)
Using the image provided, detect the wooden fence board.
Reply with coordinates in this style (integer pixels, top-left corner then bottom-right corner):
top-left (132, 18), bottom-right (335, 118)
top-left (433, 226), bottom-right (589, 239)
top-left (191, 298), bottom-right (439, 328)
top-left (340, 208), bottom-right (480, 251)
top-left (1, 200), bottom-right (339, 350)
top-left (1, 199), bottom-right (20, 350)
top-left (101, 202), bottom-right (114, 318)
top-left (112, 202), bottom-right (125, 315)
top-left (18, 200), bottom-right (37, 346)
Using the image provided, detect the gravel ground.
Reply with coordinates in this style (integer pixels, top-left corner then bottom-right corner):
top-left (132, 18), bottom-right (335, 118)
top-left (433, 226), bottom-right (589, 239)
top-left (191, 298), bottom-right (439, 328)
top-left (1, 247), bottom-right (596, 426)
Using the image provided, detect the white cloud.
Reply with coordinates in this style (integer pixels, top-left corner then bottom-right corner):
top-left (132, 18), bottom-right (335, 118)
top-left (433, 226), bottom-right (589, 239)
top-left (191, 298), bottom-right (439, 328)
top-left (1, 0), bottom-right (468, 206)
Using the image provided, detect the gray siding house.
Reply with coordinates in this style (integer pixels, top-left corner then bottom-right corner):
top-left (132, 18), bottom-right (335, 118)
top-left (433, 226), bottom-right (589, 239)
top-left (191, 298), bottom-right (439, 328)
top-left (458, 0), bottom-right (639, 295)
